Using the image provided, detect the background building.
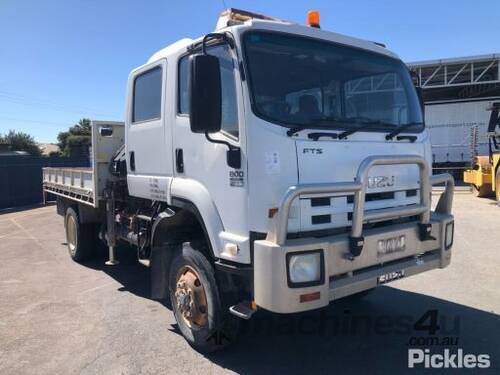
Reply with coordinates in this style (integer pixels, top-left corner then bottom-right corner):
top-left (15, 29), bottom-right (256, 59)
top-left (408, 54), bottom-right (500, 178)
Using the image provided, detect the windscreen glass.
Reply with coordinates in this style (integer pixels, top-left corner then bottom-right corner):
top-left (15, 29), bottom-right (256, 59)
top-left (243, 31), bottom-right (424, 132)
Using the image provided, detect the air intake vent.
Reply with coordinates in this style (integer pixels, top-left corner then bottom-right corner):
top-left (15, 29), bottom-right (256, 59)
top-left (311, 197), bottom-right (331, 207)
top-left (366, 192), bottom-right (395, 201)
top-left (406, 189), bottom-right (418, 197)
top-left (312, 214), bottom-right (331, 225)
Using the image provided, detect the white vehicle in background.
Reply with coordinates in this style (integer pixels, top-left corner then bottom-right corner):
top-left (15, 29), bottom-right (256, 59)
top-left (43, 9), bottom-right (455, 352)
top-left (425, 100), bottom-right (495, 170)
top-left (407, 54), bottom-right (500, 179)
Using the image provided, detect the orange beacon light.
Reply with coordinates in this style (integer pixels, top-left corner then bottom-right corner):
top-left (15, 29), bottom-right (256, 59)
top-left (307, 10), bottom-right (320, 28)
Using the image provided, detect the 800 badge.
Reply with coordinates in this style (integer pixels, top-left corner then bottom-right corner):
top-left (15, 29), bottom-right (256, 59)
top-left (229, 170), bottom-right (244, 187)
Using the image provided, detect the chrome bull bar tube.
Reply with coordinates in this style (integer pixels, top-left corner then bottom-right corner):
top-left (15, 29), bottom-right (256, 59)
top-left (431, 173), bottom-right (455, 215)
top-left (351, 155), bottom-right (430, 238)
top-left (268, 155), bottom-right (454, 253)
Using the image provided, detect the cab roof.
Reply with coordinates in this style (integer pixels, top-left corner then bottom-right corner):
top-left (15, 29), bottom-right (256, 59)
top-left (146, 9), bottom-right (398, 65)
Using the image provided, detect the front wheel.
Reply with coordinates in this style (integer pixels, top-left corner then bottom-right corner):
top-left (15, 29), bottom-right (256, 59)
top-left (169, 242), bottom-right (238, 353)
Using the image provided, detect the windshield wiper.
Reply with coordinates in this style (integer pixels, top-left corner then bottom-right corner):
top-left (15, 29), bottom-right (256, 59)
top-left (286, 117), bottom-right (398, 138)
top-left (338, 118), bottom-right (391, 139)
top-left (286, 118), bottom-right (342, 137)
top-left (286, 125), bottom-right (309, 137)
top-left (385, 122), bottom-right (424, 140)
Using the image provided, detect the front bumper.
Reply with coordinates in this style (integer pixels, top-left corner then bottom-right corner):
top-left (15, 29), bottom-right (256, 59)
top-left (253, 155), bottom-right (455, 314)
top-left (254, 213), bottom-right (453, 313)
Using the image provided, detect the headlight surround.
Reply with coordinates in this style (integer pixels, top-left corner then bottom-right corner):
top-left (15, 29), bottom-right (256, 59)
top-left (286, 250), bottom-right (324, 288)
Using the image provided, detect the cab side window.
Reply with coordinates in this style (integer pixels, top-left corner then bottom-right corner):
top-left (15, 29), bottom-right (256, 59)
top-left (178, 45), bottom-right (239, 138)
top-left (133, 67), bottom-right (162, 123)
top-left (178, 57), bottom-right (190, 115)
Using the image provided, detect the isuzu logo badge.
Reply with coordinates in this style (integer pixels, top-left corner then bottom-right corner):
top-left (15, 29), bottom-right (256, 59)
top-left (368, 175), bottom-right (395, 189)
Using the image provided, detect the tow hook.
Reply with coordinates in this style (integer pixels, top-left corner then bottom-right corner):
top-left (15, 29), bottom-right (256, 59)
top-left (418, 223), bottom-right (436, 241)
top-left (348, 236), bottom-right (364, 259)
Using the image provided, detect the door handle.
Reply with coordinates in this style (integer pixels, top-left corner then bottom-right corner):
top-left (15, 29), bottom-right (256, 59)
top-left (175, 148), bottom-right (184, 173)
top-left (129, 151), bottom-right (135, 171)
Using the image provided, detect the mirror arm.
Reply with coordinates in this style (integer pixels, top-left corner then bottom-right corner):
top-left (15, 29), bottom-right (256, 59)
top-left (205, 132), bottom-right (235, 150)
top-left (201, 33), bottom-right (235, 55)
top-left (204, 132), bottom-right (241, 169)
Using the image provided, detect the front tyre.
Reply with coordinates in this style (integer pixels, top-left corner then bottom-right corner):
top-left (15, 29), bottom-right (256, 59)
top-left (169, 242), bottom-right (238, 353)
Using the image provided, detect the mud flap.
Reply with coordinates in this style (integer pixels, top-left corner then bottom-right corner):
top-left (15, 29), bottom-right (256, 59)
top-left (150, 244), bottom-right (179, 300)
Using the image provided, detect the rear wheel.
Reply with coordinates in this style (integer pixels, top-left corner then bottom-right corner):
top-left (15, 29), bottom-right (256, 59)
top-left (65, 207), bottom-right (96, 262)
top-left (169, 242), bottom-right (238, 353)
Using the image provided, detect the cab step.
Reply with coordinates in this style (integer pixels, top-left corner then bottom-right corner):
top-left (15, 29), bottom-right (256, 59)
top-left (229, 301), bottom-right (257, 320)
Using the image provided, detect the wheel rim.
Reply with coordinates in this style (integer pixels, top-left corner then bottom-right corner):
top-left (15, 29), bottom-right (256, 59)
top-left (174, 265), bottom-right (208, 328)
top-left (66, 215), bottom-right (77, 254)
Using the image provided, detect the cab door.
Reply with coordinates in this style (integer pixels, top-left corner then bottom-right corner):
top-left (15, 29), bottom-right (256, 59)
top-left (172, 44), bottom-right (250, 262)
top-left (126, 59), bottom-right (173, 201)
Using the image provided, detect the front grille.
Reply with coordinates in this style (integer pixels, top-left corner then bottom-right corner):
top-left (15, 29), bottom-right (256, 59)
top-left (311, 214), bottom-right (331, 224)
top-left (366, 191), bottom-right (394, 201)
top-left (296, 188), bottom-right (420, 233)
top-left (406, 189), bottom-right (417, 197)
top-left (311, 197), bottom-right (331, 207)
top-left (286, 215), bottom-right (419, 240)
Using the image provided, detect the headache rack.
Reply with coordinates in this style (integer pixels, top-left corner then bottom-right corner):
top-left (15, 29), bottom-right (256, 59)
top-left (216, 8), bottom-right (287, 29)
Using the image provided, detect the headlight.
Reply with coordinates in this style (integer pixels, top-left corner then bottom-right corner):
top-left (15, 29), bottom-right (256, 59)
top-left (287, 250), bottom-right (324, 287)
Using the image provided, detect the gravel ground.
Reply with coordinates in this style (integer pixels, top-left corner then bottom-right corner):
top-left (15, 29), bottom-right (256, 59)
top-left (0, 192), bottom-right (499, 374)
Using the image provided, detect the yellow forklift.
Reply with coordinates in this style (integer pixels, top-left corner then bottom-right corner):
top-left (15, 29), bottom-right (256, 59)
top-left (464, 102), bottom-right (500, 205)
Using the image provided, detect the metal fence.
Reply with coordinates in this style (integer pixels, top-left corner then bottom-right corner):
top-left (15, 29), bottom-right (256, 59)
top-left (0, 156), bottom-right (89, 210)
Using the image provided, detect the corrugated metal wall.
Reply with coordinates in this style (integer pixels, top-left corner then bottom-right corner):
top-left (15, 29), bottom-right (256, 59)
top-left (0, 156), bottom-right (89, 210)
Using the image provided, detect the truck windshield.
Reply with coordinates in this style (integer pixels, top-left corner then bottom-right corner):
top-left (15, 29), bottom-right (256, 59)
top-left (243, 31), bottom-right (424, 133)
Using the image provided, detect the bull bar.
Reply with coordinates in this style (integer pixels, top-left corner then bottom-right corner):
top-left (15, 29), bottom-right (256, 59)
top-left (267, 155), bottom-right (455, 253)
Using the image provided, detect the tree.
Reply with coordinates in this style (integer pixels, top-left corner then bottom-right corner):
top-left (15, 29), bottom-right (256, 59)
top-left (48, 150), bottom-right (62, 157)
top-left (0, 130), bottom-right (41, 156)
top-left (57, 118), bottom-right (91, 157)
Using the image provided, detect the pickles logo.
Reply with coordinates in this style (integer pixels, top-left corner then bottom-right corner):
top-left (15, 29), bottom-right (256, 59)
top-left (408, 349), bottom-right (490, 369)
top-left (407, 310), bottom-right (491, 369)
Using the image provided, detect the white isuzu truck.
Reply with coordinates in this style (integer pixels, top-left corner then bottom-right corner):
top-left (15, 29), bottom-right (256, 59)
top-left (43, 9), bottom-right (455, 352)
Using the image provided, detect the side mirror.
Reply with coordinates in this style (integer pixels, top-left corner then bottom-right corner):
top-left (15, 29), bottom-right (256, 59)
top-left (189, 54), bottom-right (222, 134)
